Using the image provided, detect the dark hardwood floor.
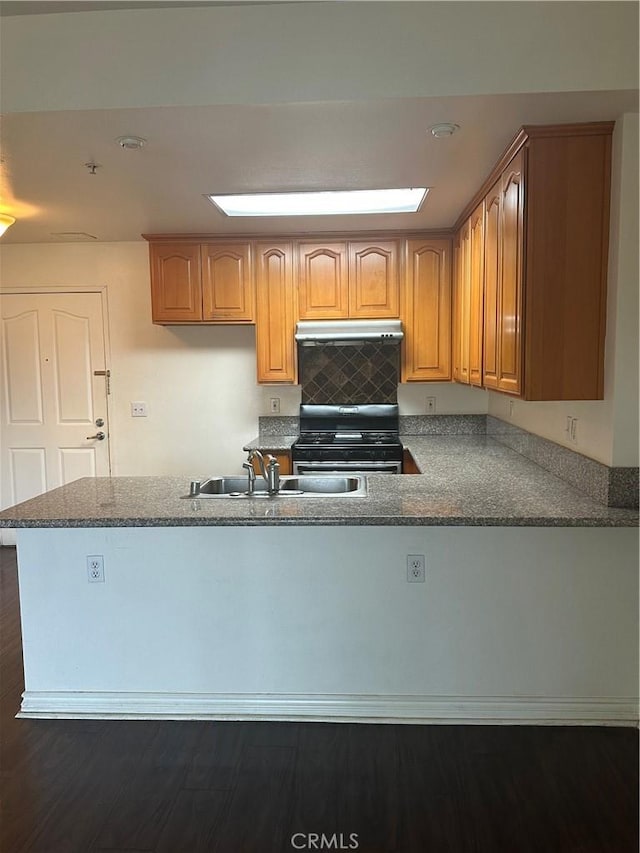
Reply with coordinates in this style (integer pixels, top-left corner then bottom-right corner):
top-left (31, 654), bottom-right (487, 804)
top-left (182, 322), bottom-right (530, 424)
top-left (1, 545), bottom-right (637, 852)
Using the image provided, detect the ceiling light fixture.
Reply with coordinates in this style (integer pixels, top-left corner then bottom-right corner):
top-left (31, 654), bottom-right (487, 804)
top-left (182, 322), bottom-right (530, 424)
top-left (0, 213), bottom-right (15, 237)
top-left (116, 135), bottom-right (147, 150)
top-left (207, 188), bottom-right (429, 217)
top-left (429, 123), bottom-right (460, 138)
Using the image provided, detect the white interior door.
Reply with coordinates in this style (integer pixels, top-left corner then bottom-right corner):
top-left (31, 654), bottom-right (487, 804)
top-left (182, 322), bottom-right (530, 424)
top-left (0, 292), bottom-right (110, 525)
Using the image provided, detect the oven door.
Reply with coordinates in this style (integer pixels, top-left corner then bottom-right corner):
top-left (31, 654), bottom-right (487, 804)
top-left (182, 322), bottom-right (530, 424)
top-left (293, 460), bottom-right (401, 475)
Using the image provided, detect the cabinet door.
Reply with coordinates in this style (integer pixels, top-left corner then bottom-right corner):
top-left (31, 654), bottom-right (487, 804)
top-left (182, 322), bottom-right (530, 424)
top-left (523, 129), bottom-right (611, 401)
top-left (401, 239), bottom-right (451, 381)
top-left (468, 202), bottom-right (485, 387)
top-left (497, 150), bottom-right (525, 395)
top-left (149, 243), bottom-right (202, 323)
top-left (454, 222), bottom-right (471, 384)
top-left (251, 450), bottom-right (291, 476)
top-left (452, 235), bottom-right (462, 382)
top-left (297, 242), bottom-right (348, 319)
top-left (201, 243), bottom-right (254, 322)
top-left (482, 182), bottom-right (501, 389)
top-left (348, 241), bottom-right (399, 318)
top-left (255, 243), bottom-right (297, 384)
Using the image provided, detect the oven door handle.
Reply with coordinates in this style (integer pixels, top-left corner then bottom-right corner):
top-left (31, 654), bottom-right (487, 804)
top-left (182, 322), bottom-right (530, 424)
top-left (293, 460), bottom-right (402, 473)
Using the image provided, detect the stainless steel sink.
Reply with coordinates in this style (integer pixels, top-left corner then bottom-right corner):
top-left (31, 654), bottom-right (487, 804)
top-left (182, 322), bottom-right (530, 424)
top-left (280, 476), bottom-right (362, 494)
top-left (196, 477), bottom-right (268, 496)
top-left (184, 474), bottom-right (367, 498)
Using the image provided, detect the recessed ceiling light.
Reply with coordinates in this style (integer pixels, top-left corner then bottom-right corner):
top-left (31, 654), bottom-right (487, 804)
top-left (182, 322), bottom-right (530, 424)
top-left (207, 188), bottom-right (429, 217)
top-left (116, 135), bottom-right (147, 150)
top-left (429, 123), bottom-right (460, 138)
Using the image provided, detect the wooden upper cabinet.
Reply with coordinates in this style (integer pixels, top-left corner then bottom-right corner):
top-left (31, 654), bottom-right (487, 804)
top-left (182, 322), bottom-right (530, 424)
top-left (149, 243), bottom-right (202, 323)
top-left (465, 121), bottom-right (612, 400)
top-left (468, 202), bottom-right (485, 387)
top-left (522, 126), bottom-right (611, 400)
top-left (451, 236), bottom-right (462, 382)
top-left (497, 150), bottom-right (525, 395)
top-left (453, 205), bottom-right (483, 389)
top-left (297, 239), bottom-right (400, 319)
top-left (148, 123), bottom-right (612, 398)
top-left (297, 242), bottom-right (348, 319)
top-left (255, 242), bottom-right (297, 384)
top-left (401, 238), bottom-right (451, 382)
top-left (348, 241), bottom-right (399, 318)
top-left (148, 240), bottom-right (253, 324)
top-left (201, 243), bottom-right (254, 322)
top-left (454, 222), bottom-right (471, 384)
top-left (482, 181), bottom-right (501, 390)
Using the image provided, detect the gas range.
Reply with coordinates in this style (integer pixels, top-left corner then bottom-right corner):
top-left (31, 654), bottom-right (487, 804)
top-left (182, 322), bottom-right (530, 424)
top-left (292, 404), bottom-right (403, 474)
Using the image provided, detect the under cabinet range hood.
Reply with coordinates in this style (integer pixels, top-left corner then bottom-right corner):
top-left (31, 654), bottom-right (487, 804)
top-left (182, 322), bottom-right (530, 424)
top-left (295, 319), bottom-right (403, 345)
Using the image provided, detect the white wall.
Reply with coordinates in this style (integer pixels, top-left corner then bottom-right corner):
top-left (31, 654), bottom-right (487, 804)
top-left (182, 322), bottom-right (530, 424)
top-left (17, 525), bottom-right (639, 723)
top-left (608, 114), bottom-right (640, 466)
top-left (398, 382), bottom-right (488, 415)
top-left (488, 113), bottom-right (639, 467)
top-left (2, 3), bottom-right (637, 113)
top-left (0, 243), bottom-right (261, 477)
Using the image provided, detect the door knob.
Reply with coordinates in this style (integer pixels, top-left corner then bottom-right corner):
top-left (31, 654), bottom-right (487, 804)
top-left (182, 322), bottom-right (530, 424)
top-left (86, 431), bottom-right (106, 441)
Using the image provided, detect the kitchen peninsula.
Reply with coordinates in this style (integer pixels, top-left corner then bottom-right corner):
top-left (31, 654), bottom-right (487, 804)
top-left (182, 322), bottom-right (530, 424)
top-left (2, 435), bottom-right (637, 727)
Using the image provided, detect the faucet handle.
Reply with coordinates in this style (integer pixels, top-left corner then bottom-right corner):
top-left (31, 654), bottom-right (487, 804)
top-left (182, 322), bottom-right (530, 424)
top-left (265, 454), bottom-right (280, 495)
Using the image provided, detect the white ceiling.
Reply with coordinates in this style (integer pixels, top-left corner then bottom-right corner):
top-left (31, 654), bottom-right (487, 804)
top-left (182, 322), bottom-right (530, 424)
top-left (0, 1), bottom-right (273, 15)
top-left (2, 88), bottom-right (636, 244)
top-left (2, 2), bottom-right (636, 244)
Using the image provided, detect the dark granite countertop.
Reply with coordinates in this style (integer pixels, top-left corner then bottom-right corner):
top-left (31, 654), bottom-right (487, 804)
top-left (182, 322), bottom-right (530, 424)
top-left (0, 437), bottom-right (637, 528)
top-left (243, 435), bottom-right (298, 453)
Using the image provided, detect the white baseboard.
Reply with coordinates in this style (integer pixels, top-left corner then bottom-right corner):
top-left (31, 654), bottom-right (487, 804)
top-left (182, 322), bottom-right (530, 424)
top-left (17, 691), bottom-right (639, 726)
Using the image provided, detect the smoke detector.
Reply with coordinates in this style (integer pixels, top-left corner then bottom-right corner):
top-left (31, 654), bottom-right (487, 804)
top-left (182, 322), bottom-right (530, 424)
top-left (429, 123), bottom-right (460, 138)
top-left (116, 135), bottom-right (147, 150)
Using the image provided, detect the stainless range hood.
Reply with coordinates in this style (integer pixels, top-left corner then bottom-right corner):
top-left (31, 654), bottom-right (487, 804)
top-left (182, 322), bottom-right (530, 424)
top-left (295, 319), bottom-right (403, 344)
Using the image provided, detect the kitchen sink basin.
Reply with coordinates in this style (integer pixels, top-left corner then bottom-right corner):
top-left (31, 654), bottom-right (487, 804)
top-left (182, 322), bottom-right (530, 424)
top-left (196, 477), bottom-right (268, 495)
top-left (184, 474), bottom-right (367, 498)
top-left (279, 476), bottom-right (362, 494)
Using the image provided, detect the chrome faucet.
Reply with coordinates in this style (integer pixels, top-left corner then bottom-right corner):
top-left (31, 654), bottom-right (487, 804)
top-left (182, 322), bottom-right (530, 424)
top-left (246, 449), bottom-right (280, 495)
top-left (241, 462), bottom-right (256, 495)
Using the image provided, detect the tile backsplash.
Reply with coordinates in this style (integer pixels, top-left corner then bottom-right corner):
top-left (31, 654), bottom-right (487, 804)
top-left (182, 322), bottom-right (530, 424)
top-left (299, 342), bottom-right (400, 405)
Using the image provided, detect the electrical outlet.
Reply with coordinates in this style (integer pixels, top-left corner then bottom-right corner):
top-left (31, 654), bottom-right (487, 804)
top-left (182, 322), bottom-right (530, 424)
top-left (86, 555), bottom-right (105, 583)
top-left (570, 417), bottom-right (578, 443)
top-left (509, 400), bottom-right (515, 418)
top-left (131, 401), bottom-right (147, 418)
top-left (426, 396), bottom-right (436, 415)
top-left (407, 554), bottom-right (426, 583)
top-left (565, 416), bottom-right (578, 443)
top-left (269, 397), bottom-right (280, 414)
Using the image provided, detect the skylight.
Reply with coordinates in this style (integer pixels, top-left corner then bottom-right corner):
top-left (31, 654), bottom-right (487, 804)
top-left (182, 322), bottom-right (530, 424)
top-left (207, 188), bottom-right (429, 217)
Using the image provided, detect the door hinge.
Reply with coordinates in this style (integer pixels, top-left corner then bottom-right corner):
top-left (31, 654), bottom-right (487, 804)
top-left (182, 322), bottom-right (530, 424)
top-left (94, 369), bottom-right (111, 395)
